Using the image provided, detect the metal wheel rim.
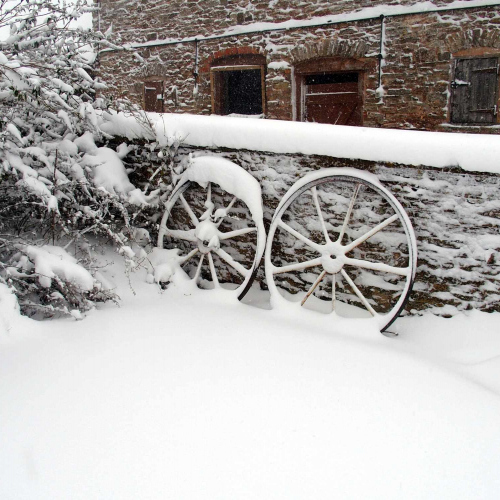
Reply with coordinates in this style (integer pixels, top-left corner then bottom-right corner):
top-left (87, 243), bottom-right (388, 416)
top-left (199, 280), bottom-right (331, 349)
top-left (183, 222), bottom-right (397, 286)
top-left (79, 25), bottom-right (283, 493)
top-left (265, 171), bottom-right (417, 332)
top-left (158, 178), bottom-right (264, 299)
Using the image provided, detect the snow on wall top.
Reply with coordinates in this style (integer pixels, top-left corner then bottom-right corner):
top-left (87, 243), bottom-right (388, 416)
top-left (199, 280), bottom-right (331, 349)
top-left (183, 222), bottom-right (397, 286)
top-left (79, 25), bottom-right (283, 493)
top-left (101, 112), bottom-right (500, 175)
top-left (116, 0), bottom-right (500, 49)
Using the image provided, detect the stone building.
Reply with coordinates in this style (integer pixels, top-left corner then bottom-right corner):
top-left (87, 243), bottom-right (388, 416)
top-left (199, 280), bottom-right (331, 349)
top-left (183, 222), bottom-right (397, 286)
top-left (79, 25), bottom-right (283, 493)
top-left (95, 0), bottom-right (500, 132)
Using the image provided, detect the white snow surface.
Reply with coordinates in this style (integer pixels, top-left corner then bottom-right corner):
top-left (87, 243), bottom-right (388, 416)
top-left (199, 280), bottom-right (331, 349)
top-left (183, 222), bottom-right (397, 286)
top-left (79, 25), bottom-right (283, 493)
top-left (0, 284), bottom-right (24, 338)
top-left (101, 112), bottom-right (500, 174)
top-left (1, 251), bottom-right (500, 499)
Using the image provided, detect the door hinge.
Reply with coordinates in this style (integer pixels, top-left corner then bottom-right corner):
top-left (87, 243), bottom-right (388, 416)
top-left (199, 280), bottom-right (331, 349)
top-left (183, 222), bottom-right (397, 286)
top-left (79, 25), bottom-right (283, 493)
top-left (451, 80), bottom-right (470, 89)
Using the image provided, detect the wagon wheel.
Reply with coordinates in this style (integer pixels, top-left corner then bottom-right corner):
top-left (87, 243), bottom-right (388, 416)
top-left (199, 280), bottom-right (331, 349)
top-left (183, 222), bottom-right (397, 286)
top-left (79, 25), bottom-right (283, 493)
top-left (265, 168), bottom-right (417, 332)
top-left (158, 156), bottom-right (265, 300)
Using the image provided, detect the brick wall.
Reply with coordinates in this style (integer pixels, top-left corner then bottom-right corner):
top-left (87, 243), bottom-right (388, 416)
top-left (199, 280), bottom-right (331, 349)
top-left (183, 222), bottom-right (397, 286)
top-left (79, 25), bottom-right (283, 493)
top-left (96, 0), bottom-right (500, 131)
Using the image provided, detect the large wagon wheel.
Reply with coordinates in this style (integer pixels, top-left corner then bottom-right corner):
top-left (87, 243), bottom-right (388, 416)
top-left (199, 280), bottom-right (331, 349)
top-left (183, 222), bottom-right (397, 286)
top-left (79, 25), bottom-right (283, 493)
top-left (158, 156), bottom-right (265, 299)
top-left (265, 168), bottom-right (417, 333)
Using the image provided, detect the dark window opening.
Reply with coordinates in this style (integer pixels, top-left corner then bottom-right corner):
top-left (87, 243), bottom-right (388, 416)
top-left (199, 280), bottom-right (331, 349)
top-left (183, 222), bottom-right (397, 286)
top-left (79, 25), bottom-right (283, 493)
top-left (450, 57), bottom-right (499, 125)
top-left (213, 68), bottom-right (263, 115)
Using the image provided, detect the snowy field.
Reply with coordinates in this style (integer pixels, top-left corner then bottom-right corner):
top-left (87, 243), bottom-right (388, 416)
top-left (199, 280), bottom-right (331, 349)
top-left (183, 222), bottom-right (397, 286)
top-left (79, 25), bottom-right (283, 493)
top-left (1, 253), bottom-right (500, 499)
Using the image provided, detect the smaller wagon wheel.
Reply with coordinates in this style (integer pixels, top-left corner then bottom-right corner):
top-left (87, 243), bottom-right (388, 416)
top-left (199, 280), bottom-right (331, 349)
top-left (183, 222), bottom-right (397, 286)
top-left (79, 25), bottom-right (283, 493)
top-left (265, 168), bottom-right (417, 332)
top-left (158, 156), bottom-right (265, 299)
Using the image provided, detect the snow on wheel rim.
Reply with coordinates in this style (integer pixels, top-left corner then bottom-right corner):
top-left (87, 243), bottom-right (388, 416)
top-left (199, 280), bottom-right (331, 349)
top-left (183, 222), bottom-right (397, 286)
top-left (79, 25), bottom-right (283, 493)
top-left (158, 156), bottom-right (265, 299)
top-left (265, 168), bottom-right (417, 332)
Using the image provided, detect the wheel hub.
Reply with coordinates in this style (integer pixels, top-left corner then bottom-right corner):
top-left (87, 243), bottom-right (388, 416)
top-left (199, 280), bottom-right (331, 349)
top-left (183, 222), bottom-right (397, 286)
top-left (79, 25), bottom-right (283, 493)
top-left (321, 254), bottom-right (345, 274)
top-left (321, 242), bottom-right (345, 274)
top-left (195, 219), bottom-right (220, 254)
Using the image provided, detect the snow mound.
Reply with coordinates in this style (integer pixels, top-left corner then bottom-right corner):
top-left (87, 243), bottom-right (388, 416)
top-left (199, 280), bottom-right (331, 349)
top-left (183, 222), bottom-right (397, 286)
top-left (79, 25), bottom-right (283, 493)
top-left (147, 248), bottom-right (183, 284)
top-left (81, 147), bottom-right (134, 196)
top-left (24, 245), bottom-right (95, 290)
top-left (100, 112), bottom-right (500, 174)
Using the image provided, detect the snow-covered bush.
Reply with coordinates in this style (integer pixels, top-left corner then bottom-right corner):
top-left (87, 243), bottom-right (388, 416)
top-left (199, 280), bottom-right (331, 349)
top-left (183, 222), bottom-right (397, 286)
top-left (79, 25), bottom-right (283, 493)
top-left (0, 0), bottom-right (169, 318)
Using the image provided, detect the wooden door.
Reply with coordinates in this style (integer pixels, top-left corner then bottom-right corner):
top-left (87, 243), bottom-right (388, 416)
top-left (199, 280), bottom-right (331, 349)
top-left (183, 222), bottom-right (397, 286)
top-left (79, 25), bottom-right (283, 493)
top-left (450, 58), bottom-right (498, 124)
top-left (304, 73), bottom-right (362, 126)
top-left (144, 81), bottom-right (164, 113)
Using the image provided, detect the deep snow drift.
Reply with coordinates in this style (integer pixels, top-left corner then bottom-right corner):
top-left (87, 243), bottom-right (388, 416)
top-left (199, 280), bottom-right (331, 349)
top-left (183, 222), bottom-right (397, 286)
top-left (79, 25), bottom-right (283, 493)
top-left (1, 253), bottom-right (500, 499)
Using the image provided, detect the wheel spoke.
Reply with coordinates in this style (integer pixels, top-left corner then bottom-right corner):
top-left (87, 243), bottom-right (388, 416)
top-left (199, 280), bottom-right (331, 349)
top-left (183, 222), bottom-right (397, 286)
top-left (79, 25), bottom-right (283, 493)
top-left (278, 220), bottom-right (323, 253)
top-left (301, 269), bottom-right (327, 306)
top-left (164, 227), bottom-right (197, 242)
top-left (193, 254), bottom-right (204, 283)
top-left (205, 182), bottom-right (215, 212)
top-left (344, 256), bottom-right (410, 277)
top-left (344, 214), bottom-right (399, 253)
top-left (179, 193), bottom-right (199, 226)
top-left (337, 183), bottom-right (361, 244)
top-left (225, 195), bottom-right (237, 212)
top-left (179, 248), bottom-right (199, 265)
top-left (332, 273), bottom-right (336, 312)
top-left (311, 186), bottom-right (330, 243)
top-left (340, 269), bottom-right (377, 316)
top-left (272, 256), bottom-right (323, 275)
top-left (200, 183), bottom-right (215, 221)
top-left (215, 248), bottom-right (249, 277)
top-left (206, 182), bottom-right (212, 206)
top-left (216, 196), bottom-right (238, 228)
top-left (207, 252), bottom-right (220, 287)
top-left (219, 227), bottom-right (257, 240)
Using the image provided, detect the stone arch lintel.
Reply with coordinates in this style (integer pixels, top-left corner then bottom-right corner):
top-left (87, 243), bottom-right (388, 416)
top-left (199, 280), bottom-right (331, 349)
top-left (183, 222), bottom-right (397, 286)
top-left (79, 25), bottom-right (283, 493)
top-left (290, 39), bottom-right (369, 64)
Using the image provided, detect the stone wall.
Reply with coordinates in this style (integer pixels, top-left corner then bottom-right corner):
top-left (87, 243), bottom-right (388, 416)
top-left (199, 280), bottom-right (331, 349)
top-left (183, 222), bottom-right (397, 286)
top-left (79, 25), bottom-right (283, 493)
top-left (96, 0), bottom-right (475, 42)
top-left (123, 141), bottom-right (500, 315)
top-left (96, 0), bottom-right (500, 133)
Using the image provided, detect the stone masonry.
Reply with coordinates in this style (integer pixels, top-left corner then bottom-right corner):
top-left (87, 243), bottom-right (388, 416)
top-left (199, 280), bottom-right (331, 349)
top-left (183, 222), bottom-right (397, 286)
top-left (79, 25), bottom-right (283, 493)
top-left (96, 0), bottom-right (500, 132)
top-left (120, 140), bottom-right (500, 315)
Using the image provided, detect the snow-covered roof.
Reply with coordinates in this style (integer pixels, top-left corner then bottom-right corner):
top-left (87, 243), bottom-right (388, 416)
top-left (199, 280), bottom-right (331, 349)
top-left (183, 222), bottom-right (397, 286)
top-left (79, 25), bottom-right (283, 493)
top-left (101, 112), bottom-right (500, 175)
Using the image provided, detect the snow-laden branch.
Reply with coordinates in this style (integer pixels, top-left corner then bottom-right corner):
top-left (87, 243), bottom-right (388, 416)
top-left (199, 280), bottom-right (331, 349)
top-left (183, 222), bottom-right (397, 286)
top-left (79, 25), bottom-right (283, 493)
top-left (0, 0), bottom-right (174, 319)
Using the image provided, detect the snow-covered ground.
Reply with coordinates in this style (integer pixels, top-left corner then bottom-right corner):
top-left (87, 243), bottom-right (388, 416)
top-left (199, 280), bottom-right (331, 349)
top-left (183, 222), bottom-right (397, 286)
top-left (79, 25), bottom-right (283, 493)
top-left (1, 252), bottom-right (500, 499)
